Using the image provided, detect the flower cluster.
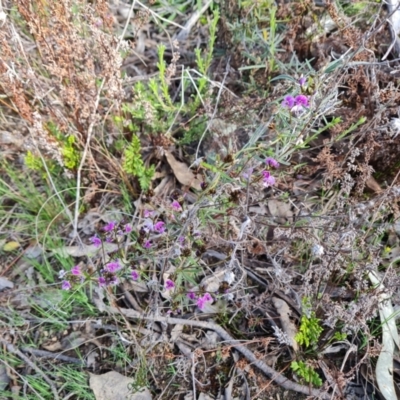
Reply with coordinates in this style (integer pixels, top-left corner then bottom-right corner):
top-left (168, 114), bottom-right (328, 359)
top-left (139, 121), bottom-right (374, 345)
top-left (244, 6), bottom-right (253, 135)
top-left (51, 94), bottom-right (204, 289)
top-left (90, 220), bottom-right (132, 249)
top-left (261, 156), bottom-right (279, 188)
top-left (282, 94), bottom-right (309, 114)
top-left (186, 291), bottom-right (214, 310)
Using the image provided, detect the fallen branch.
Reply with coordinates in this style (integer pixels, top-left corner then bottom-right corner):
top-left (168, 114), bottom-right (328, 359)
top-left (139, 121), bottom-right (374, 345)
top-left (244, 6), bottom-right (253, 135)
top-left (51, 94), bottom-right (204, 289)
top-left (106, 306), bottom-right (331, 399)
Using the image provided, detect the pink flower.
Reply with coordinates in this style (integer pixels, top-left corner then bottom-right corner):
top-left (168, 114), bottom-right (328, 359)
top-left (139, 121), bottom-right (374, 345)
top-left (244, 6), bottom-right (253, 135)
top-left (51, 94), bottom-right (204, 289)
top-left (294, 94), bottom-right (309, 107)
top-left (124, 224), bottom-right (132, 233)
top-left (71, 265), bottom-right (81, 276)
top-left (171, 200), bottom-right (182, 211)
top-left (144, 210), bottom-right (154, 218)
top-left (90, 236), bottom-right (102, 247)
top-left (165, 279), bottom-right (175, 290)
top-left (262, 170), bottom-right (276, 187)
top-left (62, 280), bottom-right (72, 290)
top-left (143, 240), bottom-right (152, 249)
top-left (196, 293), bottom-right (213, 310)
top-left (103, 221), bottom-right (117, 232)
top-left (265, 157), bottom-right (279, 169)
top-left (202, 293), bottom-right (213, 302)
top-left (131, 270), bottom-right (139, 280)
top-left (282, 95), bottom-right (295, 108)
top-left (105, 261), bottom-right (121, 273)
top-left (154, 221), bottom-right (166, 233)
top-left (187, 291), bottom-right (196, 300)
top-left (98, 277), bottom-right (106, 286)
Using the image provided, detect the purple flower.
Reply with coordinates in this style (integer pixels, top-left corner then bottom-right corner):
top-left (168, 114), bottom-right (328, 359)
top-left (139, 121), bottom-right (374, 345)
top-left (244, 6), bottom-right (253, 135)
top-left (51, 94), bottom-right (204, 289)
top-left (282, 95), bottom-right (295, 108)
top-left (131, 270), bottom-right (139, 280)
top-left (105, 236), bottom-right (114, 243)
top-left (143, 210), bottom-right (153, 218)
top-left (299, 76), bottom-right (307, 86)
top-left (154, 221), bottom-right (166, 234)
top-left (103, 221), bottom-right (117, 232)
top-left (143, 240), bottom-right (152, 249)
top-left (171, 200), bottom-right (182, 211)
top-left (90, 236), bottom-right (102, 247)
top-left (105, 260), bottom-right (121, 273)
top-left (71, 265), bottom-right (81, 276)
top-left (62, 280), bottom-right (72, 290)
top-left (124, 224), bottom-right (132, 233)
top-left (202, 293), bottom-right (213, 302)
top-left (187, 291), bottom-right (196, 300)
top-left (98, 276), bottom-right (106, 286)
top-left (178, 236), bottom-right (185, 245)
top-left (196, 293), bottom-right (213, 310)
top-left (262, 170), bottom-right (276, 187)
top-left (165, 279), bottom-right (175, 290)
top-left (294, 94), bottom-right (309, 107)
top-left (265, 157), bottom-right (280, 169)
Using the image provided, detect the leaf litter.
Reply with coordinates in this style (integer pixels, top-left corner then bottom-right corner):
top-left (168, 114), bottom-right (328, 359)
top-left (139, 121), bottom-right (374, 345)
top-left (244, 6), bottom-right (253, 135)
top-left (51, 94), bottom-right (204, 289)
top-left (3, 1), bottom-right (400, 400)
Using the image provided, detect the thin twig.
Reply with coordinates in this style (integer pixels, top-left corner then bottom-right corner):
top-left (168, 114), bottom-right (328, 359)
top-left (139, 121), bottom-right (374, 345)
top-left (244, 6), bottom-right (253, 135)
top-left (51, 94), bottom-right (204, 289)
top-left (106, 306), bottom-right (331, 399)
top-left (20, 347), bottom-right (84, 365)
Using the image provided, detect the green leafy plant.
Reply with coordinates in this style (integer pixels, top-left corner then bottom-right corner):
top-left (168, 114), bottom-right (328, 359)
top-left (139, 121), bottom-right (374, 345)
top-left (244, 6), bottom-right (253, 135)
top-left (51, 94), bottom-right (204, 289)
top-left (291, 361), bottom-right (322, 387)
top-left (123, 135), bottom-right (155, 190)
top-left (61, 135), bottom-right (80, 169)
top-left (295, 299), bottom-right (323, 348)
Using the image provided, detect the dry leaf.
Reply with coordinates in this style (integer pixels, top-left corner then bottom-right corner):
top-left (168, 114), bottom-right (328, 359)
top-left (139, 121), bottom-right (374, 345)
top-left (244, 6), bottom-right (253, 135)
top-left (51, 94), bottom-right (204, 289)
top-left (3, 241), bottom-right (20, 252)
top-left (165, 151), bottom-right (203, 190)
top-left (0, 277), bottom-right (14, 291)
top-left (89, 371), bottom-right (152, 400)
top-left (272, 297), bottom-right (298, 351)
top-left (268, 200), bottom-right (296, 223)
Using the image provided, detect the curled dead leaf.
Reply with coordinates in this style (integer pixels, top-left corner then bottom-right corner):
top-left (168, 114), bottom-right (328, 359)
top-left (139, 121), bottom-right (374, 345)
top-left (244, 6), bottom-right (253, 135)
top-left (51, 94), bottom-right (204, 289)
top-left (165, 151), bottom-right (203, 190)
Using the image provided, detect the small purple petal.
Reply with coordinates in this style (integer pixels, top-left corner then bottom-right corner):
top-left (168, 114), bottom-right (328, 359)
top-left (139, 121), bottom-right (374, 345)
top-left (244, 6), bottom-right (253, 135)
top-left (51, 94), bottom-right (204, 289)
top-left (282, 95), bottom-right (295, 108)
top-left (71, 265), bottom-right (81, 276)
top-left (187, 291), bottom-right (196, 300)
top-left (90, 236), bottom-right (102, 247)
top-left (143, 240), bottom-right (152, 249)
top-left (103, 221), bottom-right (117, 232)
top-left (154, 221), bottom-right (166, 234)
top-left (262, 170), bottom-right (276, 187)
top-left (196, 297), bottom-right (206, 309)
top-left (131, 270), bottom-right (139, 280)
top-left (165, 279), bottom-right (175, 290)
top-left (202, 293), bottom-right (213, 302)
top-left (124, 224), bottom-right (132, 233)
top-left (98, 276), bottom-right (106, 286)
top-left (143, 210), bottom-right (154, 218)
top-left (294, 94), bottom-right (309, 107)
top-left (62, 280), bottom-right (72, 290)
top-left (265, 157), bottom-right (280, 169)
top-left (171, 200), bottom-right (182, 211)
top-left (299, 77), bottom-right (307, 86)
top-left (105, 261), bottom-right (121, 273)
